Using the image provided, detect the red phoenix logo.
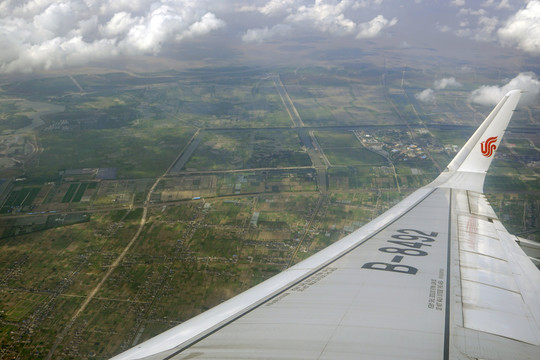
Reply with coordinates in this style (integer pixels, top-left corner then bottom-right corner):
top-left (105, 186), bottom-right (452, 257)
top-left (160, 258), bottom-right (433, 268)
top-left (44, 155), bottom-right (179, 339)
top-left (480, 136), bottom-right (498, 157)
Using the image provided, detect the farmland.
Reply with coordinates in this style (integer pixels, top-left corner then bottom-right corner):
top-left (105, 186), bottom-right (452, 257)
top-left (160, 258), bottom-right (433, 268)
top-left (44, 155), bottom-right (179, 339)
top-left (0, 65), bottom-right (538, 359)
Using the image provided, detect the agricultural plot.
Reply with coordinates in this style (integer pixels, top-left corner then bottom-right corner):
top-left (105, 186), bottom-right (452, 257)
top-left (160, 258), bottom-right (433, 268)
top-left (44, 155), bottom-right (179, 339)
top-left (325, 147), bottom-right (388, 167)
top-left (183, 129), bottom-right (311, 171)
top-left (160, 175), bottom-right (220, 201)
top-left (282, 70), bottom-right (395, 126)
top-left (159, 170), bottom-right (317, 202)
top-left (313, 130), bottom-right (388, 167)
top-left (201, 200), bottom-right (252, 227)
top-left (0, 186), bottom-right (41, 213)
top-left (394, 162), bottom-right (437, 189)
top-left (313, 131), bottom-right (359, 148)
top-left (37, 181), bottom-right (97, 208)
top-left (1, 292), bottom-right (49, 322)
top-left (30, 127), bottom-right (195, 180)
top-left (61, 183), bottom-right (78, 203)
top-left (190, 227), bottom-right (245, 258)
top-left (0, 209), bottom-right (146, 358)
top-left (0, 213), bottom-right (89, 239)
top-left (178, 81), bottom-right (292, 128)
top-left (93, 180), bottom-right (152, 206)
top-left (73, 182), bottom-right (92, 202)
top-left (327, 166), bottom-right (394, 190)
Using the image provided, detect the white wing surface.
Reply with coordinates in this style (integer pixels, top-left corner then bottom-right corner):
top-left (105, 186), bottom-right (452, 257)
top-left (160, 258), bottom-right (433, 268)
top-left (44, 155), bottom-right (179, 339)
top-left (112, 90), bottom-right (540, 360)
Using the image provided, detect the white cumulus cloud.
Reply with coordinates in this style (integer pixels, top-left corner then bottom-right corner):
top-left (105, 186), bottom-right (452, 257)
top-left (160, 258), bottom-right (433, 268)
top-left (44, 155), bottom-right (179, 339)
top-left (257, 0), bottom-right (298, 15)
top-left (250, 0), bottom-right (397, 39)
top-left (0, 0), bottom-right (402, 73)
top-left (483, 0), bottom-right (511, 9)
top-left (356, 15), bottom-right (397, 39)
top-left (451, 0), bottom-right (466, 6)
top-left (469, 72), bottom-right (540, 105)
top-left (242, 24), bottom-right (292, 43)
top-left (434, 77), bottom-right (462, 90)
top-left (251, 0), bottom-right (384, 15)
top-left (101, 12), bottom-right (138, 38)
top-left (415, 88), bottom-right (435, 102)
top-left (286, 0), bottom-right (358, 36)
top-left (0, 0), bottom-right (226, 73)
top-left (441, 0), bottom-right (540, 52)
top-left (498, 0), bottom-right (540, 55)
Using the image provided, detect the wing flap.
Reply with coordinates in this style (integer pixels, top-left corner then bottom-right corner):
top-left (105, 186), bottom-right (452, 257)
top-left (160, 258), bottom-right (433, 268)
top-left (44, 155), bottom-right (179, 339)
top-left (456, 189), bottom-right (540, 346)
top-left (462, 280), bottom-right (539, 345)
top-left (467, 191), bottom-right (498, 218)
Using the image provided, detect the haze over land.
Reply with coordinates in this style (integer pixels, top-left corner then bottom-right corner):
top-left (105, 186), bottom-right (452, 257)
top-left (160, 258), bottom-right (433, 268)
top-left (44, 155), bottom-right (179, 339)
top-left (0, 1), bottom-right (539, 359)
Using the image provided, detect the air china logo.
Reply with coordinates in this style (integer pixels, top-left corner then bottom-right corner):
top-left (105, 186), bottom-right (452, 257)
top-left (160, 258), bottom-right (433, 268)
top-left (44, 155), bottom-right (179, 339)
top-left (480, 136), bottom-right (498, 157)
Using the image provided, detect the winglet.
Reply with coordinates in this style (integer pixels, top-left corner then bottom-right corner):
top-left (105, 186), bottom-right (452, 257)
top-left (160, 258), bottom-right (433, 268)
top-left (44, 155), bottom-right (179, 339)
top-left (432, 90), bottom-right (522, 193)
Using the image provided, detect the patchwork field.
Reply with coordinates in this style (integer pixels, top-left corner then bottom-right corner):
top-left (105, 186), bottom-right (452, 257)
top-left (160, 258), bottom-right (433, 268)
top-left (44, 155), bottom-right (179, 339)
top-left (0, 65), bottom-right (537, 359)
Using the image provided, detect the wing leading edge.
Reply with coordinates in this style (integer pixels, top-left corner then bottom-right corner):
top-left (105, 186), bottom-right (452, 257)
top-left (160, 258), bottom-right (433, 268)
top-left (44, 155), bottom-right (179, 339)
top-left (112, 90), bottom-right (540, 360)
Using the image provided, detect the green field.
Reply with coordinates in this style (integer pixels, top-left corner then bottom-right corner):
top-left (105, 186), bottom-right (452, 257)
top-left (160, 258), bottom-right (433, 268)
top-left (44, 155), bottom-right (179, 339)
top-left (0, 187), bottom-right (41, 213)
top-left (61, 183), bottom-right (78, 203)
top-left (29, 127), bottom-right (195, 181)
top-left (0, 65), bottom-right (537, 359)
top-left (184, 129), bottom-right (311, 171)
top-left (72, 183), bottom-right (89, 202)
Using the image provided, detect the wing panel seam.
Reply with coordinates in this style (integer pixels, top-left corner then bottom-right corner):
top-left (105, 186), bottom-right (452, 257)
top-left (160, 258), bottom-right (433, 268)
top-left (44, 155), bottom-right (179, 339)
top-left (444, 188), bottom-right (452, 360)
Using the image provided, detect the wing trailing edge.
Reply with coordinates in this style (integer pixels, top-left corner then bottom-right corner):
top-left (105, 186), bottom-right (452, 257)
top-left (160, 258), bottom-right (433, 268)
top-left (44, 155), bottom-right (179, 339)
top-left (432, 89), bottom-right (522, 192)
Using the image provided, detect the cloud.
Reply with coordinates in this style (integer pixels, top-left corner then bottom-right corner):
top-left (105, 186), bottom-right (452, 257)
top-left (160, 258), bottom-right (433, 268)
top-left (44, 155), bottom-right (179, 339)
top-left (436, 23), bottom-right (451, 32)
top-left (356, 15), bottom-right (397, 39)
top-left (458, 8), bottom-right (486, 16)
top-left (0, 0), bottom-right (401, 73)
top-left (285, 1), bottom-right (358, 36)
top-left (0, 0), bottom-right (402, 73)
top-left (498, 0), bottom-right (540, 55)
top-left (440, 1), bottom-right (540, 52)
top-left (353, 0), bottom-right (384, 8)
top-left (496, 0), bottom-right (511, 9)
top-left (416, 77), bottom-right (462, 102)
top-left (434, 77), bottom-right (462, 90)
top-left (184, 12), bottom-right (226, 39)
top-left (253, 0), bottom-right (397, 39)
top-left (257, 0), bottom-right (298, 15)
top-left (242, 24), bottom-right (291, 43)
top-left (251, 0), bottom-right (384, 15)
top-left (415, 88), bottom-right (435, 102)
top-left (475, 15), bottom-right (498, 41)
top-left (483, 0), bottom-right (511, 9)
top-left (101, 12), bottom-right (138, 38)
top-left (469, 72), bottom-right (540, 105)
top-left (0, 0), bottom-right (226, 73)
top-left (455, 7), bottom-right (498, 42)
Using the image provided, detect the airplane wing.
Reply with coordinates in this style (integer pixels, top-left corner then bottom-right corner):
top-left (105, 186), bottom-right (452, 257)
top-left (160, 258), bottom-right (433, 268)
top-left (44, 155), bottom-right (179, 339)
top-left (111, 90), bottom-right (540, 360)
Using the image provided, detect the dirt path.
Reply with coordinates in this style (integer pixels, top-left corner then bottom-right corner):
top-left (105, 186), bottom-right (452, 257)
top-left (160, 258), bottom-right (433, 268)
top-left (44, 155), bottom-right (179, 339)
top-left (45, 174), bottom-right (162, 359)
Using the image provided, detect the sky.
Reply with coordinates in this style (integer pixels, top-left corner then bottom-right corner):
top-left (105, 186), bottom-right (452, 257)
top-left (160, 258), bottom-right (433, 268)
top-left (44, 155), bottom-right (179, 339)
top-left (0, 0), bottom-right (539, 104)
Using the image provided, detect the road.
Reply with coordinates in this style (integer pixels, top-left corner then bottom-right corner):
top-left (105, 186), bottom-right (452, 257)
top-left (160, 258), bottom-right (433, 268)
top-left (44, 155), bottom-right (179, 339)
top-left (271, 74), bottom-right (304, 128)
top-left (271, 74), bottom-right (328, 192)
top-left (46, 155), bottom-right (167, 359)
top-left (167, 128), bottom-right (203, 174)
